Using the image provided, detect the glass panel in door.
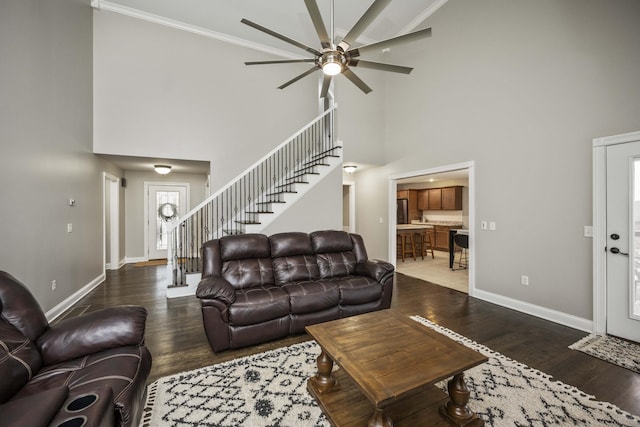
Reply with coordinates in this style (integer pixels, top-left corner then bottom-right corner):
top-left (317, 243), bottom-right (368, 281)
top-left (633, 160), bottom-right (640, 319)
top-left (155, 191), bottom-right (180, 252)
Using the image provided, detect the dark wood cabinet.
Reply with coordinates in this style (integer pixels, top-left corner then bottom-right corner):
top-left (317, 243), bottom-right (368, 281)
top-left (428, 189), bottom-right (442, 210)
top-left (441, 186), bottom-right (463, 210)
top-left (434, 226), bottom-right (450, 251)
top-left (417, 186), bottom-right (463, 211)
top-left (417, 190), bottom-right (428, 210)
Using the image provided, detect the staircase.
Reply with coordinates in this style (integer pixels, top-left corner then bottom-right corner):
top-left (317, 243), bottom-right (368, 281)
top-left (166, 106), bottom-right (340, 296)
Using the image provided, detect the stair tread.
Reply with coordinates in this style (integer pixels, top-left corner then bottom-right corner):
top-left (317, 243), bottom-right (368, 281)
top-left (235, 220), bottom-right (261, 225)
top-left (245, 210), bottom-right (274, 214)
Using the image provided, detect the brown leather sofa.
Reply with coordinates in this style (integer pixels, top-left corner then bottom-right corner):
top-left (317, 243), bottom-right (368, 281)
top-left (0, 271), bottom-right (152, 427)
top-left (196, 230), bottom-right (394, 352)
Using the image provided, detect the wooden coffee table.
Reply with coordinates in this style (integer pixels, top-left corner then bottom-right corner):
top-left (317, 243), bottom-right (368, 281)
top-left (305, 310), bottom-right (488, 426)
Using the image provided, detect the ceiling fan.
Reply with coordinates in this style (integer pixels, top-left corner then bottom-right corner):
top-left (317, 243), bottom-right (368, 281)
top-left (241, 0), bottom-right (431, 97)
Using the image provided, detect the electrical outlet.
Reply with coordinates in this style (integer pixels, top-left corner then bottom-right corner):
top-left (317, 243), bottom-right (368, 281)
top-left (51, 280), bottom-right (57, 291)
top-left (489, 221), bottom-right (496, 231)
top-left (67, 223), bottom-right (73, 233)
top-left (521, 275), bottom-right (529, 286)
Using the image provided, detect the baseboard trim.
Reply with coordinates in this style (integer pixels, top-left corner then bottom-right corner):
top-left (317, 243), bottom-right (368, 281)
top-left (45, 273), bottom-right (106, 322)
top-left (126, 256), bottom-right (147, 264)
top-left (473, 288), bottom-right (593, 333)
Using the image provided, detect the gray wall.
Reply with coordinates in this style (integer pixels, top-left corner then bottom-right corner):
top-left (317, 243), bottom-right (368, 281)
top-left (93, 10), bottom-right (321, 192)
top-left (0, 0), bottom-right (117, 312)
top-left (353, 0), bottom-right (640, 320)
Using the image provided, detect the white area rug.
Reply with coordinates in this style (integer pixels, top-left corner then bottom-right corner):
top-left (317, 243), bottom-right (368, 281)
top-left (569, 333), bottom-right (640, 374)
top-left (140, 316), bottom-right (640, 426)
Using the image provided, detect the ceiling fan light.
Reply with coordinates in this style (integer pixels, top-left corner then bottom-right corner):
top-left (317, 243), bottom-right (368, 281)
top-left (322, 60), bottom-right (342, 76)
top-left (154, 165), bottom-right (172, 175)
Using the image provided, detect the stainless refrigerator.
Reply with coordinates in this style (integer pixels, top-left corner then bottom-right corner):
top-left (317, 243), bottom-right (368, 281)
top-left (397, 199), bottom-right (408, 224)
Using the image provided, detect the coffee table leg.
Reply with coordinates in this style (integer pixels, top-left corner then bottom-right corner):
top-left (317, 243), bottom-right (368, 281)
top-left (439, 373), bottom-right (484, 426)
top-left (368, 407), bottom-right (393, 427)
top-left (310, 349), bottom-right (339, 393)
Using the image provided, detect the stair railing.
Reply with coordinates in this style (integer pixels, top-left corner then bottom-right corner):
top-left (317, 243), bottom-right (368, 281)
top-left (167, 105), bottom-right (337, 286)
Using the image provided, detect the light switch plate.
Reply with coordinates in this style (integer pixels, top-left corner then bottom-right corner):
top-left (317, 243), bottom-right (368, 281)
top-left (584, 226), bottom-right (593, 238)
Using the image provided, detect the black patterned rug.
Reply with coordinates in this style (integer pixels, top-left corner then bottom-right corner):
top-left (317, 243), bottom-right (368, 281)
top-left (140, 316), bottom-right (640, 426)
top-left (569, 333), bottom-right (640, 374)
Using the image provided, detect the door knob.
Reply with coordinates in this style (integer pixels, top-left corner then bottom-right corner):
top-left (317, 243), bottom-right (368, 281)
top-left (610, 247), bottom-right (629, 256)
top-left (610, 233), bottom-right (620, 240)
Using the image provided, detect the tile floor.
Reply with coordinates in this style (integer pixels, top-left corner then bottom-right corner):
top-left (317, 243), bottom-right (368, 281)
top-left (395, 249), bottom-right (469, 293)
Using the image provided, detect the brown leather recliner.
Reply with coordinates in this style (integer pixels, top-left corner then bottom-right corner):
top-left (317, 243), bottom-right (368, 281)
top-left (0, 271), bottom-right (152, 427)
top-left (196, 230), bottom-right (394, 352)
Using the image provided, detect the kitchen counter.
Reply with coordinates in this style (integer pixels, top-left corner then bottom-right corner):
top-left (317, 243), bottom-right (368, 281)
top-left (410, 220), bottom-right (464, 227)
top-left (397, 224), bottom-right (434, 230)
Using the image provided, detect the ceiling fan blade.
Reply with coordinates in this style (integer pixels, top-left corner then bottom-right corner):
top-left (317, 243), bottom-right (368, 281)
top-left (337, 0), bottom-right (392, 52)
top-left (342, 68), bottom-right (372, 94)
top-left (347, 27), bottom-right (432, 58)
top-left (320, 74), bottom-right (332, 98)
top-left (245, 59), bottom-right (316, 65)
top-left (278, 66), bottom-right (319, 90)
top-left (241, 18), bottom-right (322, 56)
top-left (347, 59), bottom-right (413, 74)
top-left (304, 0), bottom-right (331, 49)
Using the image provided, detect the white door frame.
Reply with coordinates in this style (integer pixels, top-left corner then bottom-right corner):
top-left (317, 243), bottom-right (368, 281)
top-left (343, 180), bottom-right (356, 233)
top-left (592, 130), bottom-right (640, 335)
top-left (103, 172), bottom-right (121, 270)
top-left (143, 181), bottom-right (191, 261)
top-left (388, 161), bottom-right (476, 296)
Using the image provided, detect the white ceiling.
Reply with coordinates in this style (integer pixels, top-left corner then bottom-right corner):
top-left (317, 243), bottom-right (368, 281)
top-left (93, 0), bottom-right (446, 58)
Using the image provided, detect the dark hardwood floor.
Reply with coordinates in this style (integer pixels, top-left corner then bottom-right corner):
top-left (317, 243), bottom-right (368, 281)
top-left (62, 264), bottom-right (640, 417)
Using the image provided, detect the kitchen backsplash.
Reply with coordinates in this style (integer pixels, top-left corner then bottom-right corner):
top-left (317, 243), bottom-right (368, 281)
top-left (414, 210), bottom-right (468, 227)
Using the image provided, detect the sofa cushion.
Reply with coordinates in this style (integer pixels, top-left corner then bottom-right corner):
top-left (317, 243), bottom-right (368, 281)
top-left (220, 234), bottom-right (270, 260)
top-left (273, 256), bottom-right (320, 284)
top-left (0, 322), bottom-right (42, 404)
top-left (222, 258), bottom-right (274, 289)
top-left (270, 232), bottom-right (315, 257)
top-left (0, 386), bottom-right (68, 427)
top-left (0, 271), bottom-right (49, 342)
top-left (310, 230), bottom-right (353, 253)
top-left (229, 286), bottom-right (290, 326)
top-left (327, 276), bottom-right (382, 305)
top-left (281, 281), bottom-right (339, 314)
top-left (316, 252), bottom-right (356, 278)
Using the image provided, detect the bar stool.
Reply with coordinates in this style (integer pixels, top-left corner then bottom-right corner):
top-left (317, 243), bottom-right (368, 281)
top-left (414, 227), bottom-right (435, 260)
top-left (453, 233), bottom-right (469, 269)
top-left (397, 230), bottom-right (416, 262)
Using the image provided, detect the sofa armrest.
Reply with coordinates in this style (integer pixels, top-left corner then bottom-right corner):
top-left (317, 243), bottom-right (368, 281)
top-left (37, 305), bottom-right (147, 366)
top-left (196, 276), bottom-right (236, 305)
top-left (355, 259), bottom-right (395, 282)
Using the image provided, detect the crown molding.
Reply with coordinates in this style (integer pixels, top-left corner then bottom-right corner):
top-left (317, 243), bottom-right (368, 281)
top-left (90, 0), bottom-right (304, 60)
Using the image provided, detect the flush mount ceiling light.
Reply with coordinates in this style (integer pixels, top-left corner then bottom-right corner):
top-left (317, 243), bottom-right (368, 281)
top-left (343, 165), bottom-right (358, 174)
top-left (154, 165), bottom-right (172, 175)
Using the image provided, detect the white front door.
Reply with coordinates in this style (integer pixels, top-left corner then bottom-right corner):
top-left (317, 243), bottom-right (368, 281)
top-left (148, 185), bottom-right (188, 260)
top-left (606, 140), bottom-right (640, 342)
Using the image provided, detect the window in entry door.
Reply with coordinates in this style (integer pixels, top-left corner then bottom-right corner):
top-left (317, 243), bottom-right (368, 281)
top-left (633, 160), bottom-right (640, 318)
top-left (156, 191), bottom-right (180, 251)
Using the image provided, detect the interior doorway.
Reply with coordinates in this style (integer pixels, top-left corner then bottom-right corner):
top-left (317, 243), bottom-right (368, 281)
top-left (103, 173), bottom-right (121, 270)
top-left (388, 162), bottom-right (475, 296)
top-left (343, 181), bottom-right (356, 232)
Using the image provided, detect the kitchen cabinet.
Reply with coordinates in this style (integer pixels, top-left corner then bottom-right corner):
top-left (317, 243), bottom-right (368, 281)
top-left (417, 186), bottom-right (463, 210)
top-left (428, 189), bottom-right (442, 210)
top-left (441, 186), bottom-right (463, 210)
top-left (433, 225), bottom-right (461, 251)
